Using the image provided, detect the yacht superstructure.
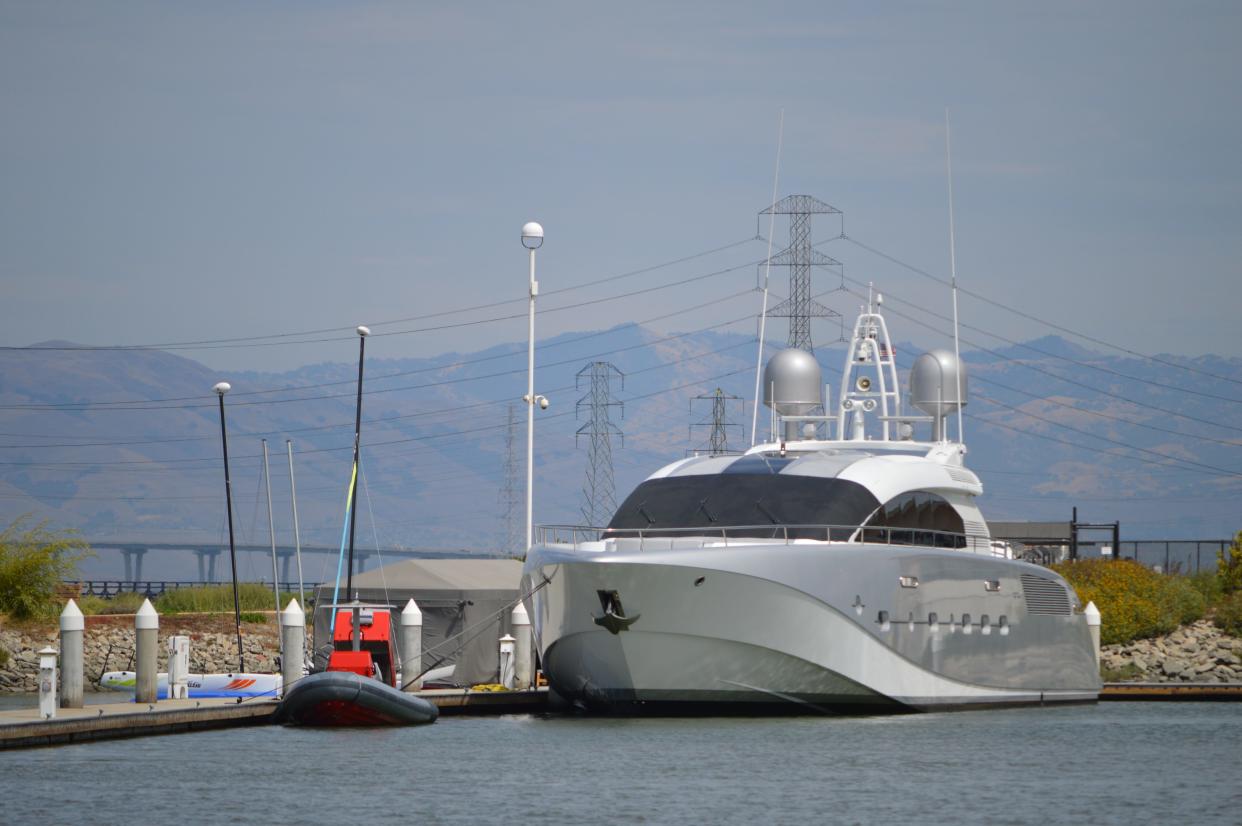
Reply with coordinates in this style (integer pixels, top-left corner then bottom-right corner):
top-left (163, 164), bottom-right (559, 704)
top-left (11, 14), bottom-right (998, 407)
top-left (521, 292), bottom-right (1100, 713)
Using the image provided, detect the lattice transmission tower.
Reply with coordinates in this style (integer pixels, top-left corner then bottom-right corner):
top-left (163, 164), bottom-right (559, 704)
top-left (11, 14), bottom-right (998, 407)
top-left (576, 362), bottom-right (624, 527)
top-left (498, 403), bottom-right (523, 555)
top-left (690, 388), bottom-right (744, 455)
top-left (759, 194), bottom-right (845, 352)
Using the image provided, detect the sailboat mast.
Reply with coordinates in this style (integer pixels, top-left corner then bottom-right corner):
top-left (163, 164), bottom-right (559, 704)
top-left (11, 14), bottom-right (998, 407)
top-left (286, 439), bottom-right (306, 616)
top-left (261, 439), bottom-right (282, 665)
top-left (212, 382), bottom-right (245, 673)
top-left (346, 326), bottom-right (370, 598)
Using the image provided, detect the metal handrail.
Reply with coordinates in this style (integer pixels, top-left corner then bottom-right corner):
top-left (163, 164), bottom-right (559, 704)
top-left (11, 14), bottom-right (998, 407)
top-left (535, 523), bottom-right (995, 554)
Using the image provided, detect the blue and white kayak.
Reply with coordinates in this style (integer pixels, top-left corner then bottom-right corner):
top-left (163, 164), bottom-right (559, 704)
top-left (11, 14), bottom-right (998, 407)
top-left (99, 671), bottom-right (281, 699)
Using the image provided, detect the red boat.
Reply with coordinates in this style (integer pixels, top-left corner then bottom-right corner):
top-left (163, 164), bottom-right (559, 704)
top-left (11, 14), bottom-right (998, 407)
top-left (277, 604), bottom-right (438, 727)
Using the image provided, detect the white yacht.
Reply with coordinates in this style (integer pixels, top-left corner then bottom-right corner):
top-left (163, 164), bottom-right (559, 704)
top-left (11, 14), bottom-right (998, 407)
top-left (522, 294), bottom-right (1101, 713)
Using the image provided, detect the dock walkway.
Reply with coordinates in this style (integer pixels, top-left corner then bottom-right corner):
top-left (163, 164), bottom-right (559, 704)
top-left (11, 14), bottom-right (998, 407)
top-left (1100, 682), bottom-right (1242, 701)
top-left (0, 687), bottom-right (550, 750)
top-left (0, 697), bottom-right (279, 749)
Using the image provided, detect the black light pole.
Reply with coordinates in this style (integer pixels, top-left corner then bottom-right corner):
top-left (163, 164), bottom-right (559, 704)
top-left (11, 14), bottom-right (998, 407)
top-left (213, 381), bottom-right (245, 672)
top-left (345, 326), bottom-right (370, 600)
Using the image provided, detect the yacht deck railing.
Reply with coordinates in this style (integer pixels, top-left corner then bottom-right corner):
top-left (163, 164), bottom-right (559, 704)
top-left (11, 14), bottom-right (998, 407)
top-left (536, 524), bottom-right (998, 555)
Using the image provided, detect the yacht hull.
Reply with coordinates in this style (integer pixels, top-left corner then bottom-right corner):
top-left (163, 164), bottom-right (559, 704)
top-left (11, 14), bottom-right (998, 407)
top-left (524, 542), bottom-right (1100, 713)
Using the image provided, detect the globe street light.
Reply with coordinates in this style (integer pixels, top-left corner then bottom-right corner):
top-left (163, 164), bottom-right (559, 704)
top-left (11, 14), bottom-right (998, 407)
top-left (522, 221), bottom-right (544, 553)
top-left (213, 381), bottom-right (245, 672)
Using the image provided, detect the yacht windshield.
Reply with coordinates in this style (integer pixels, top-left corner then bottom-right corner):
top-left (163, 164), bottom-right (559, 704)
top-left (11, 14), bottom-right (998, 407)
top-left (606, 474), bottom-right (880, 538)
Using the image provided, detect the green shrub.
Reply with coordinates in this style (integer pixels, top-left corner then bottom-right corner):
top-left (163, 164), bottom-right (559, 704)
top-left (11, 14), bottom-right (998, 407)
top-left (1215, 592), bottom-right (1242, 637)
top-left (77, 592), bottom-right (146, 615)
top-left (0, 516), bottom-right (91, 619)
top-left (1101, 662), bottom-right (1142, 682)
top-left (155, 583), bottom-right (295, 615)
top-left (1188, 570), bottom-right (1224, 606)
top-left (239, 612), bottom-right (268, 624)
top-left (1052, 559), bottom-right (1205, 646)
top-left (1219, 531), bottom-right (1242, 595)
top-left (1162, 574), bottom-right (1207, 626)
top-left (0, 647), bottom-right (9, 668)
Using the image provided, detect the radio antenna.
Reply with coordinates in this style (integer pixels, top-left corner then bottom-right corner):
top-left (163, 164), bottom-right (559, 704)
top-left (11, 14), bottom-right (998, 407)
top-left (945, 108), bottom-right (965, 445)
top-left (751, 108), bottom-right (784, 446)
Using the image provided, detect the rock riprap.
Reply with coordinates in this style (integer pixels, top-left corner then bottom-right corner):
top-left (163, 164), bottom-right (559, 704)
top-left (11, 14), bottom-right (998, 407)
top-left (1101, 619), bottom-right (1242, 683)
top-left (0, 615), bottom-right (282, 693)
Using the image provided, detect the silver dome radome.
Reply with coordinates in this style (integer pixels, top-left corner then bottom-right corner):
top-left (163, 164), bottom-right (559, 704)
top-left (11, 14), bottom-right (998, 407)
top-left (763, 348), bottom-right (823, 417)
top-left (909, 349), bottom-right (967, 441)
top-left (909, 349), bottom-right (968, 416)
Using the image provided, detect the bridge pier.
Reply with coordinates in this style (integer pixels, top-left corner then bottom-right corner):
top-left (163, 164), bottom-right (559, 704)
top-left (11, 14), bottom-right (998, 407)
top-left (276, 549), bottom-right (296, 583)
top-left (193, 549), bottom-right (222, 583)
top-left (120, 548), bottom-right (148, 582)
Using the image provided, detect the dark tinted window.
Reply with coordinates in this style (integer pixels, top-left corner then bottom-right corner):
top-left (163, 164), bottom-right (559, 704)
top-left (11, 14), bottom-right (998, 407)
top-left (862, 491), bottom-right (965, 548)
top-left (607, 474), bottom-right (879, 538)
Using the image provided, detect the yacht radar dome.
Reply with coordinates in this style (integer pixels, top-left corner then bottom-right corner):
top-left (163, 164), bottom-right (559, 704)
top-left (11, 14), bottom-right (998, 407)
top-left (763, 348), bottom-right (822, 441)
top-left (909, 349), bottom-right (968, 441)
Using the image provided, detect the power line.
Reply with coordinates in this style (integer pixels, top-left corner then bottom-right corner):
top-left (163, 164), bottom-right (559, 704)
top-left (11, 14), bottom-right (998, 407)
top-left (842, 283), bottom-right (1242, 437)
top-left (0, 308), bottom-right (755, 415)
top-left (0, 237), bottom-right (758, 353)
top-left (965, 409), bottom-right (1242, 479)
top-left (842, 234), bottom-right (1242, 389)
top-left (1, 239), bottom-right (761, 355)
top-left (0, 314), bottom-right (757, 451)
top-left (0, 337), bottom-right (758, 469)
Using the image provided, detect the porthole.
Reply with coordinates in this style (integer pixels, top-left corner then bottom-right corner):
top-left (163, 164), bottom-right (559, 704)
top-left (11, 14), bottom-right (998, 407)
top-left (877, 610), bottom-right (890, 632)
top-left (928, 612), bottom-right (939, 633)
top-left (999, 615), bottom-right (1010, 636)
top-left (961, 613), bottom-right (972, 634)
top-left (980, 614), bottom-right (991, 635)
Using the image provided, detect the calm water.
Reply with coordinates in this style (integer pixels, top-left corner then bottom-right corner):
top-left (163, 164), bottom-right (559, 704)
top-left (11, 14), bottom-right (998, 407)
top-left (1, 702), bottom-right (1239, 825)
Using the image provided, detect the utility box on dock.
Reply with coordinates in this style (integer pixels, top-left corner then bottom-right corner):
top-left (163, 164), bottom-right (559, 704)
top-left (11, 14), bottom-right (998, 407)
top-left (498, 634), bottom-right (516, 689)
top-left (167, 636), bottom-right (190, 699)
top-left (38, 647), bottom-right (58, 719)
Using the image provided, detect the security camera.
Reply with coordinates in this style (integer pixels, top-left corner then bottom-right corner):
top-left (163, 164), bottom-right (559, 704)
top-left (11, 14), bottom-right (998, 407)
top-left (537, 395), bottom-right (549, 410)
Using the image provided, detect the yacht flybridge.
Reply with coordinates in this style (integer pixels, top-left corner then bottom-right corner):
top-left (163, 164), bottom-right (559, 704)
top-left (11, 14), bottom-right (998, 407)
top-left (521, 292), bottom-right (1100, 713)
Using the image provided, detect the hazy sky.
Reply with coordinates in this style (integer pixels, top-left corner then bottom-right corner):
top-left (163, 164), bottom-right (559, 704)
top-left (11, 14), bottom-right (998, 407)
top-left (1, 1), bottom-right (1239, 371)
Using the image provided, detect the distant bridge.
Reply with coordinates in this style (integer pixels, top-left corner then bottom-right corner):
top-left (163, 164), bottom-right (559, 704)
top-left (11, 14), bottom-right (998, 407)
top-left (84, 539), bottom-right (499, 582)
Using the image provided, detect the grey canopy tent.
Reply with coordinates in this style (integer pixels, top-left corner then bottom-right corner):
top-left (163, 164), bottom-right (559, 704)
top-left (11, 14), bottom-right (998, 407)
top-left (312, 558), bottom-right (523, 687)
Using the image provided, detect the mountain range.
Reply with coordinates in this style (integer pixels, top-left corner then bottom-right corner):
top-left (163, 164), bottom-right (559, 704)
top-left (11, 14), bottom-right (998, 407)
top-left (1, 321), bottom-right (1239, 580)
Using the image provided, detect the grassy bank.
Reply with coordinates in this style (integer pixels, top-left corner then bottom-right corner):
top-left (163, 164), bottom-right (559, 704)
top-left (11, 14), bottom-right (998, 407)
top-left (75, 583), bottom-right (299, 621)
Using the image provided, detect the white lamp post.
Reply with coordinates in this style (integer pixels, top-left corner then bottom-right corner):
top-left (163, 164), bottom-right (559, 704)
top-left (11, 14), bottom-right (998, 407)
top-left (522, 221), bottom-right (544, 552)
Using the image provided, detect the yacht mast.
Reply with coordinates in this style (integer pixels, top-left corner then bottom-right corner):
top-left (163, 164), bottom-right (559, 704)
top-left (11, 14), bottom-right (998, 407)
top-left (751, 109), bottom-right (784, 446)
top-left (946, 109), bottom-right (965, 444)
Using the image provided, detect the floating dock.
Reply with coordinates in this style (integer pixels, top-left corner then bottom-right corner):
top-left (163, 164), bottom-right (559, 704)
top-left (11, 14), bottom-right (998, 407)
top-left (1100, 682), bottom-right (1242, 701)
top-left (0, 697), bottom-right (279, 749)
top-left (0, 687), bottom-right (550, 750)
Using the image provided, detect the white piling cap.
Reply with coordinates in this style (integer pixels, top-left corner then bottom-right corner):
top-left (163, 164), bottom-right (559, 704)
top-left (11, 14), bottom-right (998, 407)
top-left (281, 598), bottom-right (303, 627)
top-left (60, 599), bottom-right (84, 632)
top-left (38, 646), bottom-right (58, 665)
top-left (511, 602), bottom-right (530, 626)
top-left (135, 598), bottom-right (159, 630)
top-left (499, 634), bottom-right (516, 644)
top-left (1084, 600), bottom-right (1101, 626)
top-left (401, 598), bottom-right (423, 626)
